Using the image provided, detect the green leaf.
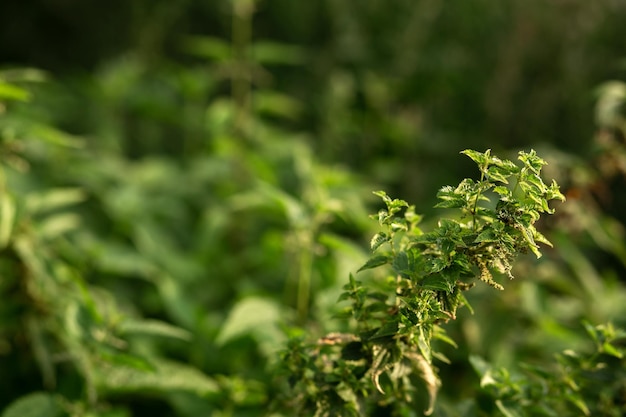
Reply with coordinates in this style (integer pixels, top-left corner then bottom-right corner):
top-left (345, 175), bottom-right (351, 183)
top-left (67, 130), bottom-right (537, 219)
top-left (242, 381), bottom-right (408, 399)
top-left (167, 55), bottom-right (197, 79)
top-left (36, 213), bottom-right (82, 239)
top-left (461, 149), bottom-right (490, 167)
top-left (421, 275), bottom-right (454, 292)
top-left (253, 90), bottom-right (303, 120)
top-left (493, 185), bottom-right (511, 196)
top-left (601, 341), bottom-right (623, 358)
top-left (1, 392), bottom-right (61, 417)
top-left (0, 81), bottom-right (30, 101)
top-left (25, 188), bottom-right (87, 215)
top-left (519, 226), bottom-right (542, 258)
top-left (487, 166), bottom-right (511, 183)
top-left (182, 36), bottom-right (231, 60)
top-left (99, 350), bottom-right (156, 372)
top-left (475, 227), bottom-right (499, 243)
top-left (251, 41), bottom-right (306, 66)
top-left (373, 190), bottom-right (391, 203)
top-left (0, 192), bottom-right (16, 248)
top-left (433, 327), bottom-right (458, 348)
top-left (119, 319), bottom-right (192, 341)
top-left (96, 360), bottom-right (219, 397)
top-left (370, 232), bottom-right (390, 251)
top-left (369, 320), bottom-right (399, 340)
top-left (392, 251), bottom-right (412, 276)
top-left (29, 124), bottom-right (84, 148)
top-left (357, 255), bottom-right (390, 272)
top-left (468, 355), bottom-right (491, 378)
top-left (564, 393), bottom-right (590, 416)
top-left (495, 400), bottom-right (524, 417)
top-left (435, 186), bottom-right (466, 209)
top-left (215, 297), bottom-right (284, 355)
top-left (518, 149), bottom-right (546, 175)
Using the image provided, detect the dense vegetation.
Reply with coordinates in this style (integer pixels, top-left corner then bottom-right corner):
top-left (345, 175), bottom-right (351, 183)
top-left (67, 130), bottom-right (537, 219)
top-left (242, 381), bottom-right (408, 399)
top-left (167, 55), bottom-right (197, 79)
top-left (1, 1), bottom-right (626, 416)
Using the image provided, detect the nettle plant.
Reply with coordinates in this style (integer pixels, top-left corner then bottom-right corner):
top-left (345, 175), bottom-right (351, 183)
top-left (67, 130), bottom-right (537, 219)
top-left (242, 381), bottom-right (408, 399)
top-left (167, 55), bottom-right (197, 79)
top-left (275, 149), bottom-right (565, 416)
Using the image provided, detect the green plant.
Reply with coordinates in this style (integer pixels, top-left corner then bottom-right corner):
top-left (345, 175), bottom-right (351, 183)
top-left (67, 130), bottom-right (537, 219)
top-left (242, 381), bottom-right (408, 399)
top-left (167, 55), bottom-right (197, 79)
top-left (274, 149), bottom-right (565, 416)
top-left (0, 74), bottom-right (222, 417)
top-left (472, 321), bottom-right (626, 417)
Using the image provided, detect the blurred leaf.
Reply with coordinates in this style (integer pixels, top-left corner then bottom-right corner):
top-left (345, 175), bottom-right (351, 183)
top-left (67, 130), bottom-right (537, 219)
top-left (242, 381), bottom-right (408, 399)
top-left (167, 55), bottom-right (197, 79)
top-left (119, 319), bottom-right (192, 341)
top-left (0, 82), bottom-right (30, 102)
top-left (0, 192), bottom-right (16, 248)
top-left (182, 36), bottom-right (231, 61)
top-left (215, 296), bottom-right (284, 350)
top-left (468, 355), bottom-right (491, 379)
top-left (495, 400), bottom-right (523, 417)
top-left (25, 188), bottom-right (86, 214)
top-left (99, 350), bottom-right (156, 372)
top-left (97, 360), bottom-right (219, 397)
top-left (93, 242), bottom-right (158, 277)
top-left (36, 214), bottom-right (81, 239)
top-left (595, 81), bottom-right (626, 129)
top-left (0, 68), bottom-right (48, 83)
top-left (253, 90), bottom-right (303, 120)
top-left (251, 41), bottom-right (305, 66)
top-left (1, 392), bottom-right (61, 417)
top-left (28, 124), bottom-right (84, 148)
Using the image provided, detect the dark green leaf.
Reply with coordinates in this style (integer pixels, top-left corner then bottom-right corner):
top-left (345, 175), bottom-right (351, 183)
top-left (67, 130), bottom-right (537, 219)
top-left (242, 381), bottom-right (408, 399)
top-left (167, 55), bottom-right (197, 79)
top-left (421, 275), bottom-right (454, 292)
top-left (369, 320), bottom-right (399, 340)
top-left (358, 255), bottom-right (390, 272)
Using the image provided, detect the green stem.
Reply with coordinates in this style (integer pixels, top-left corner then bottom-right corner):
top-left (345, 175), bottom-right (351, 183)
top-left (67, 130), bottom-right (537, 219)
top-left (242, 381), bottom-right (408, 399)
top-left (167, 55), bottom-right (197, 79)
top-left (231, 0), bottom-right (254, 137)
top-left (296, 230), bottom-right (314, 323)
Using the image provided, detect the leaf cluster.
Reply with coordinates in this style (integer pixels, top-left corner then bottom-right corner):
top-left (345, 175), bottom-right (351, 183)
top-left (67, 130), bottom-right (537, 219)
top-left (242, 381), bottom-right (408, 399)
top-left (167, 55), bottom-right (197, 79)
top-left (472, 322), bottom-right (626, 417)
top-left (275, 149), bottom-right (565, 415)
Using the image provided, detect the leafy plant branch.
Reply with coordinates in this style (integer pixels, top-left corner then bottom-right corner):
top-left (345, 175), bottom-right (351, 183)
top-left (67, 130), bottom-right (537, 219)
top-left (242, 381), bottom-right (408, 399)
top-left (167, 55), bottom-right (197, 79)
top-left (274, 149), bottom-right (565, 416)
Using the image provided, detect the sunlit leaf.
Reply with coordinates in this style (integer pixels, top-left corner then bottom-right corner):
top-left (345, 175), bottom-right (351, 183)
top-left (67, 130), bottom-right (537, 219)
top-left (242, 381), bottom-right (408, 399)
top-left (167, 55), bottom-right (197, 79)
top-left (0, 81), bottom-right (30, 102)
top-left (370, 232), bottom-right (390, 251)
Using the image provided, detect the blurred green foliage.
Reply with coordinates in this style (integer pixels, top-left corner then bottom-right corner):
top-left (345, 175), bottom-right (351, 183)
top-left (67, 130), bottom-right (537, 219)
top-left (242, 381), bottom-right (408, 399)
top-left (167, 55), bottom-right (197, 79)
top-left (1, 0), bottom-right (626, 416)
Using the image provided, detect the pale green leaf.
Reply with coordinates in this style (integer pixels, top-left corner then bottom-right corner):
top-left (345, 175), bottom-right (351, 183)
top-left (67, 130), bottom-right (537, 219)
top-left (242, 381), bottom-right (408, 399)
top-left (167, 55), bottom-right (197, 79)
top-left (1, 392), bottom-right (61, 417)
top-left (370, 232), bottom-right (389, 251)
top-left (29, 124), bottom-right (84, 148)
top-left (96, 360), bottom-right (219, 397)
top-left (119, 319), bottom-right (192, 341)
top-left (37, 214), bottom-right (81, 239)
top-left (0, 192), bottom-right (16, 248)
top-left (215, 297), bottom-right (284, 356)
top-left (461, 149), bottom-right (490, 167)
top-left (253, 90), bottom-right (303, 120)
top-left (495, 400), bottom-right (524, 417)
top-left (0, 81), bottom-right (30, 102)
top-left (25, 188), bottom-right (87, 214)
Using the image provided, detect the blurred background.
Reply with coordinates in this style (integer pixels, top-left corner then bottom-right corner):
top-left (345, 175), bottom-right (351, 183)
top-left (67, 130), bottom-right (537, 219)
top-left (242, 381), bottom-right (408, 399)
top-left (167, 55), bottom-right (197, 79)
top-left (1, 0), bottom-right (626, 416)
